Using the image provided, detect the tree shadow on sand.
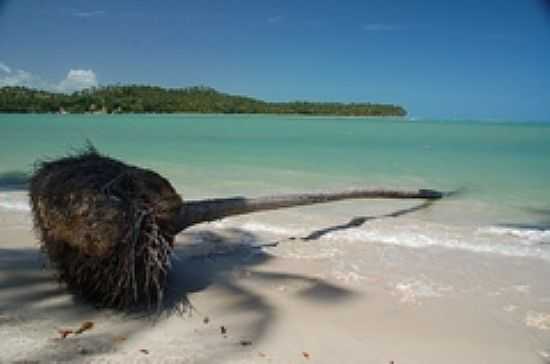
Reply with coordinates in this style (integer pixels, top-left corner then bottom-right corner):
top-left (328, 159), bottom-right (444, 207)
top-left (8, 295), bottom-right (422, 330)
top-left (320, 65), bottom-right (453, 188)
top-left (0, 227), bottom-right (357, 363)
top-left (300, 200), bottom-right (435, 241)
top-left (164, 227), bottom-right (358, 363)
top-left (297, 188), bottom-right (467, 242)
top-left (0, 247), bottom-right (131, 362)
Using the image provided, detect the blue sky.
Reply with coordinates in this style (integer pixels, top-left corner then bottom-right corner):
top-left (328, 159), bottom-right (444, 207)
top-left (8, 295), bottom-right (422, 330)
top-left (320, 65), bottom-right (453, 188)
top-left (0, 0), bottom-right (549, 120)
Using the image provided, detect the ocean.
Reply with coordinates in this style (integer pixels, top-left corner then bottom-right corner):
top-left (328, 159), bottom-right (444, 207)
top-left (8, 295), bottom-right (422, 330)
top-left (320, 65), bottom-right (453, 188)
top-left (1, 114), bottom-right (549, 260)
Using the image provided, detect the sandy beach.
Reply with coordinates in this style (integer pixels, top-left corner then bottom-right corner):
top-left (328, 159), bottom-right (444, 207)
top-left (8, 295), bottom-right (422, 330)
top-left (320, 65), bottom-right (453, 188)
top-left (2, 201), bottom-right (550, 364)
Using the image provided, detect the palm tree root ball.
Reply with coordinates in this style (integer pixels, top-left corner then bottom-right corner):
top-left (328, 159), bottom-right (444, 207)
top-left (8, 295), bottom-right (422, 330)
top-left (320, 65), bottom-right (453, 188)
top-left (30, 147), bottom-right (184, 310)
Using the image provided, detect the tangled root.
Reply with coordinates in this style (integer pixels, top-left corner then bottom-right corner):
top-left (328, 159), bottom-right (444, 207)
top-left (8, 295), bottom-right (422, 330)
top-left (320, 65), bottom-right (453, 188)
top-left (29, 146), bottom-right (183, 310)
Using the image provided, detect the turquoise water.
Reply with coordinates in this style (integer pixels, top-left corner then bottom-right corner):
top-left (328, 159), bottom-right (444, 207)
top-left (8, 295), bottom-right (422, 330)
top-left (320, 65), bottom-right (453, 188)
top-left (1, 114), bottom-right (549, 203)
top-left (1, 114), bottom-right (550, 258)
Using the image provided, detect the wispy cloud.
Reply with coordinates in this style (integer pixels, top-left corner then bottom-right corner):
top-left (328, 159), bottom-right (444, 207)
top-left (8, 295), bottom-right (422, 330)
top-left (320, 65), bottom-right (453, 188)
top-left (0, 62), bottom-right (11, 74)
top-left (0, 61), bottom-right (98, 93)
top-left (72, 10), bottom-right (105, 18)
top-left (267, 15), bottom-right (284, 24)
top-left (0, 61), bottom-right (42, 89)
top-left (362, 23), bottom-right (403, 32)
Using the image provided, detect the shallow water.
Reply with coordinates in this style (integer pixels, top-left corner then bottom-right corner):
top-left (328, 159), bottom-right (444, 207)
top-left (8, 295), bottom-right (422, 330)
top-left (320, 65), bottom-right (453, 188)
top-left (1, 114), bottom-right (549, 259)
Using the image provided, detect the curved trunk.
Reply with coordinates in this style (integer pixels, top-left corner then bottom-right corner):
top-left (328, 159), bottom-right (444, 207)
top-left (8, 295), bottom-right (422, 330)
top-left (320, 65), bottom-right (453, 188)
top-left (172, 188), bottom-right (444, 233)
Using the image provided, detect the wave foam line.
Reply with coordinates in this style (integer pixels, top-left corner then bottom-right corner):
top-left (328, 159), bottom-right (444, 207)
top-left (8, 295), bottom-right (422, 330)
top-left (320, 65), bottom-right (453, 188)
top-left (0, 195), bottom-right (30, 212)
top-left (216, 220), bottom-right (550, 260)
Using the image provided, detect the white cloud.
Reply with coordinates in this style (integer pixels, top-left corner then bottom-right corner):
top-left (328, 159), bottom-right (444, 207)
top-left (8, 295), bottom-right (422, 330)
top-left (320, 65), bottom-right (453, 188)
top-left (56, 69), bottom-right (98, 92)
top-left (362, 23), bottom-right (403, 32)
top-left (72, 10), bottom-right (105, 17)
top-left (0, 62), bottom-right (98, 93)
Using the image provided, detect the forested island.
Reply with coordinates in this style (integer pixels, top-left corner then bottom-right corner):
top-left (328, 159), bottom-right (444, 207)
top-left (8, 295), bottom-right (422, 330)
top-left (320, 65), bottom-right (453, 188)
top-left (0, 85), bottom-right (406, 116)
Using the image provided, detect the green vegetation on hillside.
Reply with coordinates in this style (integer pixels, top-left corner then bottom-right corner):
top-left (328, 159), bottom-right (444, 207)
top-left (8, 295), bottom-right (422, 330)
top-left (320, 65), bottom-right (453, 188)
top-left (0, 85), bottom-right (406, 116)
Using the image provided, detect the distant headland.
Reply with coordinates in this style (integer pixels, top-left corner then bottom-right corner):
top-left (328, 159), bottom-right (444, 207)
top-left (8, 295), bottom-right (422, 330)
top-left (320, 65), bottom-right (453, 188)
top-left (0, 85), bottom-right (406, 117)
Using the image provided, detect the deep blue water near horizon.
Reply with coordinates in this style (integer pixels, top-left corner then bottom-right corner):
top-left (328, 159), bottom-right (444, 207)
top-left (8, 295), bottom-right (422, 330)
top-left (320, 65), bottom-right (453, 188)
top-left (1, 114), bottom-right (550, 259)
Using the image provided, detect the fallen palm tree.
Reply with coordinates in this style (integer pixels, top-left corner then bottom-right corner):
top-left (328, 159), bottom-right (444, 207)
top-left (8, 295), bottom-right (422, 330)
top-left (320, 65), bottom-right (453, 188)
top-left (29, 147), bottom-right (445, 310)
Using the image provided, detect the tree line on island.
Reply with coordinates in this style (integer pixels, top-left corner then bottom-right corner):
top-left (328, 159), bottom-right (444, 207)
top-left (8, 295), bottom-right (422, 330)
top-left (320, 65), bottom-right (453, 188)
top-left (0, 85), bottom-right (406, 116)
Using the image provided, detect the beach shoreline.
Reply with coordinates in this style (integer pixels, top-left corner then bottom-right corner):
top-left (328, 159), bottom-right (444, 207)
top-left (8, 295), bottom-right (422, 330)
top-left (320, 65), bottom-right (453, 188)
top-left (2, 206), bottom-right (550, 363)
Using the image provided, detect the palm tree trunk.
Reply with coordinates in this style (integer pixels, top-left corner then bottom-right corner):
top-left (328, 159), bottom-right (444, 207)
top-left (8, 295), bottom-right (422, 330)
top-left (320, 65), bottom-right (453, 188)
top-left (172, 188), bottom-right (443, 233)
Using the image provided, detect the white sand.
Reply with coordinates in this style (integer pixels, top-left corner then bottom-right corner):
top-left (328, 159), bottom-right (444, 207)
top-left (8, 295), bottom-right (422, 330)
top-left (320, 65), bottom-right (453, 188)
top-left (2, 209), bottom-right (550, 364)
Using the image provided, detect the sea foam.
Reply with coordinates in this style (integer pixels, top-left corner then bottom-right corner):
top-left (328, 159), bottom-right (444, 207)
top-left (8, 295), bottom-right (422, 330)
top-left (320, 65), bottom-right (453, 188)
top-left (0, 193), bottom-right (30, 212)
top-left (479, 226), bottom-right (550, 245)
top-left (214, 218), bottom-right (550, 261)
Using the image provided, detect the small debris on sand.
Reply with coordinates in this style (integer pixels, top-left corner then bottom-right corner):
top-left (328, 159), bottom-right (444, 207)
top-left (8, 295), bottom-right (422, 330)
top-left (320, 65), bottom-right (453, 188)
top-left (203, 316), bottom-right (210, 324)
top-left (220, 326), bottom-right (227, 335)
top-left (75, 321), bottom-right (94, 335)
top-left (112, 335), bottom-right (128, 343)
top-left (140, 349), bottom-right (150, 355)
top-left (57, 329), bottom-right (74, 339)
top-left (303, 351), bottom-right (310, 359)
top-left (55, 321), bottom-right (94, 339)
top-left (240, 340), bottom-right (252, 346)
